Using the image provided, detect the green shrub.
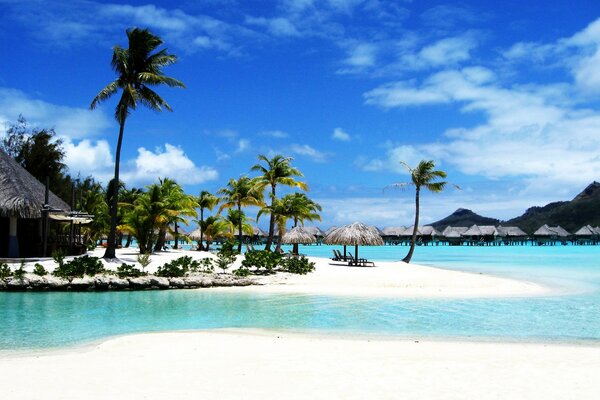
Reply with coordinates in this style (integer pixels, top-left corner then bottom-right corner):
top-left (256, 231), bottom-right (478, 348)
top-left (218, 240), bottom-right (237, 257)
top-left (233, 266), bottom-right (250, 277)
top-left (136, 253), bottom-right (151, 272)
top-left (156, 256), bottom-right (200, 277)
top-left (241, 250), bottom-right (282, 275)
top-left (52, 249), bottom-right (66, 267)
top-left (0, 263), bottom-right (12, 279)
top-left (53, 255), bottom-right (105, 278)
top-left (280, 256), bottom-right (315, 275)
top-left (116, 263), bottom-right (147, 278)
top-left (214, 253), bottom-right (235, 273)
top-left (190, 258), bottom-right (214, 273)
top-left (33, 263), bottom-right (48, 276)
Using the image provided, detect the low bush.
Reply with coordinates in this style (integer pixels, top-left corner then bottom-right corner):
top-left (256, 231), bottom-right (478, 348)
top-left (52, 249), bottom-right (66, 268)
top-left (280, 256), bottom-right (315, 275)
top-left (116, 263), bottom-right (147, 279)
top-left (33, 263), bottom-right (48, 276)
top-left (190, 258), bottom-right (214, 274)
top-left (53, 255), bottom-right (105, 278)
top-left (156, 256), bottom-right (200, 277)
top-left (241, 250), bottom-right (282, 275)
top-left (233, 266), bottom-right (250, 277)
top-left (0, 263), bottom-right (12, 279)
top-left (136, 254), bottom-right (151, 272)
top-left (13, 261), bottom-right (27, 280)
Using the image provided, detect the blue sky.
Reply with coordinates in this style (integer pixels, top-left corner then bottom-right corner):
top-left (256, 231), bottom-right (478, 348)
top-left (1, 0), bottom-right (600, 229)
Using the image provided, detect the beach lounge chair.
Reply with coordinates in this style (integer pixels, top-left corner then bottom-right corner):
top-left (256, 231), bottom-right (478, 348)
top-left (347, 254), bottom-right (375, 267)
top-left (331, 249), bottom-right (343, 261)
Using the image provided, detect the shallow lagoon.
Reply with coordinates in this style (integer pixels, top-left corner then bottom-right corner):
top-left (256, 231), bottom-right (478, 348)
top-left (1, 245), bottom-right (599, 350)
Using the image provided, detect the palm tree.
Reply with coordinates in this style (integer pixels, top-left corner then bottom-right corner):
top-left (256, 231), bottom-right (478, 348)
top-left (256, 198), bottom-right (289, 253)
top-left (90, 28), bottom-right (185, 258)
top-left (198, 215), bottom-right (229, 251)
top-left (251, 154), bottom-right (307, 251)
top-left (119, 187), bottom-right (143, 247)
top-left (217, 176), bottom-right (264, 253)
top-left (390, 160), bottom-right (448, 263)
top-left (283, 193), bottom-right (322, 254)
top-left (153, 178), bottom-right (197, 251)
top-left (197, 190), bottom-right (218, 251)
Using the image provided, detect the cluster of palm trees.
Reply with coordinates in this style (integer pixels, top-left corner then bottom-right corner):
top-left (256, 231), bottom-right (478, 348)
top-left (88, 26), bottom-right (448, 262)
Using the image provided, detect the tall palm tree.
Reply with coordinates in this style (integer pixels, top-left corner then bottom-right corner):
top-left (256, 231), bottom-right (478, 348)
top-left (90, 28), bottom-right (185, 258)
top-left (217, 176), bottom-right (264, 253)
top-left (251, 154), bottom-right (308, 251)
top-left (198, 215), bottom-right (229, 251)
top-left (256, 198), bottom-right (289, 253)
top-left (390, 160), bottom-right (448, 263)
top-left (197, 190), bottom-right (218, 251)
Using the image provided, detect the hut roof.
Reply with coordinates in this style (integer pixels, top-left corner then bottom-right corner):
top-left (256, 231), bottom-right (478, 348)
top-left (574, 225), bottom-right (597, 236)
top-left (496, 226), bottom-right (528, 237)
top-left (442, 226), bottom-right (468, 238)
top-left (463, 225), bottom-right (498, 236)
top-left (324, 226), bottom-right (338, 235)
top-left (381, 226), bottom-right (406, 236)
top-left (323, 222), bottom-right (384, 246)
top-left (533, 224), bottom-right (570, 237)
top-left (250, 226), bottom-right (268, 236)
top-left (188, 228), bottom-right (202, 240)
top-left (0, 148), bottom-right (70, 218)
top-left (402, 226), bottom-right (441, 236)
top-left (282, 226), bottom-right (317, 244)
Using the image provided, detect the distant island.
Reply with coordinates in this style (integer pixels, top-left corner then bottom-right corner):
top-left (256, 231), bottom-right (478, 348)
top-left (431, 182), bottom-right (600, 234)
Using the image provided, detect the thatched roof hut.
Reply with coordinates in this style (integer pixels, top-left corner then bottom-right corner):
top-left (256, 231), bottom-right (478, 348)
top-left (496, 226), bottom-right (528, 237)
top-left (324, 226), bottom-right (338, 235)
top-left (323, 222), bottom-right (383, 265)
top-left (188, 228), bottom-right (202, 241)
top-left (0, 148), bottom-right (70, 218)
top-left (441, 226), bottom-right (468, 239)
top-left (533, 224), bottom-right (570, 238)
top-left (282, 227), bottom-right (316, 244)
top-left (248, 226), bottom-right (267, 237)
top-left (402, 226), bottom-right (441, 237)
top-left (323, 222), bottom-right (384, 246)
top-left (574, 225), bottom-right (598, 237)
top-left (463, 225), bottom-right (498, 237)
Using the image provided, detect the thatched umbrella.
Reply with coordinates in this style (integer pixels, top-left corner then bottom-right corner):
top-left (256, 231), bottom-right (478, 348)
top-left (188, 228), bottom-right (202, 241)
top-left (323, 222), bottom-right (383, 265)
top-left (282, 226), bottom-right (316, 254)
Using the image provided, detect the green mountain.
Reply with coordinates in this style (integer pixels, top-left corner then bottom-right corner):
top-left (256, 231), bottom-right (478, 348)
top-left (431, 208), bottom-right (500, 229)
top-left (505, 181), bottom-right (600, 234)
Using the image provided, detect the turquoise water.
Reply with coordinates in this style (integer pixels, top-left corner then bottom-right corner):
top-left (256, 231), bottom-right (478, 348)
top-left (1, 245), bottom-right (599, 350)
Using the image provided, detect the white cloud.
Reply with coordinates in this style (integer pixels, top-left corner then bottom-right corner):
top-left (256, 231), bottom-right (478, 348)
top-left (363, 65), bottom-right (600, 194)
top-left (418, 36), bottom-right (477, 66)
top-left (259, 130), bottom-right (289, 138)
top-left (332, 127), bottom-right (351, 141)
top-left (236, 139), bottom-right (250, 153)
top-left (63, 139), bottom-right (113, 180)
top-left (289, 144), bottom-right (329, 162)
top-left (344, 42), bottom-right (377, 67)
top-left (0, 87), bottom-right (111, 139)
top-left (122, 143), bottom-right (218, 185)
top-left (245, 16), bottom-right (300, 37)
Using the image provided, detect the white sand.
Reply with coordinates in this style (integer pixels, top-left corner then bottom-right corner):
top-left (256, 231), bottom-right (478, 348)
top-left (3, 248), bottom-right (595, 398)
top-left (15, 247), bottom-right (547, 298)
top-left (1, 330), bottom-right (598, 400)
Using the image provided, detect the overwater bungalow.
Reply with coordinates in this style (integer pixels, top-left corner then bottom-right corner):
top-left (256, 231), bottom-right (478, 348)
top-left (533, 224), bottom-right (571, 245)
top-left (496, 226), bottom-right (529, 245)
top-left (462, 225), bottom-right (499, 245)
top-left (301, 226), bottom-right (325, 243)
top-left (441, 226), bottom-right (469, 245)
top-left (0, 148), bottom-right (89, 258)
top-left (380, 227), bottom-right (406, 245)
top-left (401, 226), bottom-right (441, 245)
top-left (573, 225), bottom-right (600, 245)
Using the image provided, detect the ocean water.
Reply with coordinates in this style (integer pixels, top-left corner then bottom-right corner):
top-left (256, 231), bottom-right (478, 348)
top-left (1, 244), bottom-right (599, 351)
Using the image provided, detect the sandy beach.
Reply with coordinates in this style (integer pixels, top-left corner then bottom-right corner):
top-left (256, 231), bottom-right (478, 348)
top-left (1, 330), bottom-right (599, 400)
top-left (4, 248), bottom-right (591, 399)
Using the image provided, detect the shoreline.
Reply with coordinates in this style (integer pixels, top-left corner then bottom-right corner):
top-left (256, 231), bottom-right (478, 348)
top-left (1, 329), bottom-right (599, 399)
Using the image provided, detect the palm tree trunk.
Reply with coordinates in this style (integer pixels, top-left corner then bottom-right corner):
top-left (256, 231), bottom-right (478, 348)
top-left (403, 186), bottom-right (420, 263)
top-left (265, 185), bottom-right (276, 251)
top-left (237, 203), bottom-right (243, 254)
top-left (199, 208), bottom-right (205, 251)
top-left (173, 222), bottom-right (179, 249)
top-left (292, 217), bottom-right (299, 254)
top-left (154, 228), bottom-right (166, 251)
top-left (103, 119), bottom-right (126, 259)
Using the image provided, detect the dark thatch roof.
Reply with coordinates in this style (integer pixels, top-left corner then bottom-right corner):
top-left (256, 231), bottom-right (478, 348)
top-left (323, 222), bottom-right (384, 246)
top-left (282, 227), bottom-right (317, 244)
top-left (0, 148), bottom-right (70, 218)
